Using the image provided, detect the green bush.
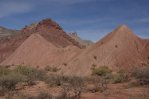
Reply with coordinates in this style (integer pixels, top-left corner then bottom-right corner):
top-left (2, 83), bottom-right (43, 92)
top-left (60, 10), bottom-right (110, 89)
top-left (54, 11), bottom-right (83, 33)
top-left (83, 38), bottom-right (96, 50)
top-left (14, 66), bottom-right (35, 85)
top-left (30, 69), bottom-right (47, 81)
top-left (14, 66), bottom-right (46, 81)
top-left (0, 73), bottom-right (27, 91)
top-left (132, 66), bottom-right (149, 85)
top-left (132, 67), bottom-right (149, 79)
top-left (92, 66), bottom-right (112, 76)
top-left (0, 67), bottom-right (11, 76)
top-left (111, 73), bottom-right (129, 83)
top-left (0, 66), bottom-right (49, 96)
top-left (14, 66), bottom-right (34, 76)
top-left (60, 76), bottom-right (83, 98)
top-left (47, 75), bottom-right (63, 86)
top-left (126, 81), bottom-right (140, 88)
top-left (63, 76), bottom-right (84, 88)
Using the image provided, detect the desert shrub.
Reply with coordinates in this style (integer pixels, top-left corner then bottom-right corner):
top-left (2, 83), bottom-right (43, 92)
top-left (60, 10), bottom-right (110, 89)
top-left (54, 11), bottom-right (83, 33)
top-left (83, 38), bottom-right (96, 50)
top-left (14, 66), bottom-right (47, 81)
top-left (0, 73), bottom-right (27, 91)
top-left (46, 75), bottom-right (63, 87)
top-left (57, 76), bottom-right (84, 99)
top-left (0, 67), bottom-right (11, 76)
top-left (88, 76), bottom-right (108, 93)
top-left (63, 76), bottom-right (84, 88)
top-left (92, 66), bottom-right (112, 76)
top-left (30, 69), bottom-right (47, 81)
top-left (0, 66), bottom-right (49, 96)
top-left (126, 80), bottom-right (140, 88)
top-left (53, 76), bottom-right (63, 86)
top-left (65, 76), bottom-right (84, 88)
top-left (66, 76), bottom-right (83, 98)
top-left (111, 72), bottom-right (129, 83)
top-left (46, 75), bottom-right (85, 93)
top-left (14, 66), bottom-right (33, 76)
top-left (45, 66), bottom-right (60, 72)
top-left (132, 66), bottom-right (149, 85)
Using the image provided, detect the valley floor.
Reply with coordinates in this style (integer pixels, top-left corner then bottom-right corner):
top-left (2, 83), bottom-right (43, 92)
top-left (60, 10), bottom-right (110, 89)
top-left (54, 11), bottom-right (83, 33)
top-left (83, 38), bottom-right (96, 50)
top-left (0, 81), bottom-right (148, 99)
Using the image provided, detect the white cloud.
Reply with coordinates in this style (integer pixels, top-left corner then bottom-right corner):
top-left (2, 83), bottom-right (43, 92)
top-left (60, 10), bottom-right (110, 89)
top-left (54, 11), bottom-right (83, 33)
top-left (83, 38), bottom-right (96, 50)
top-left (0, 2), bottom-right (33, 18)
top-left (136, 17), bottom-right (149, 23)
top-left (44, 0), bottom-right (115, 6)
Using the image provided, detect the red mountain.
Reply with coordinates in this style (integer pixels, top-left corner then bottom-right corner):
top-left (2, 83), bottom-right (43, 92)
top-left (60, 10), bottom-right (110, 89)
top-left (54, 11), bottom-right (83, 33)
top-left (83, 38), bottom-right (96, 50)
top-left (0, 19), bottom-right (84, 63)
top-left (65, 25), bottom-right (149, 76)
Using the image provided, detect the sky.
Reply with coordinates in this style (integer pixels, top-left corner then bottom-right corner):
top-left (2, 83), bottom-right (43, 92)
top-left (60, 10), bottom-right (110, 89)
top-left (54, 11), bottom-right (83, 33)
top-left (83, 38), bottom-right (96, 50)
top-left (0, 0), bottom-right (149, 41)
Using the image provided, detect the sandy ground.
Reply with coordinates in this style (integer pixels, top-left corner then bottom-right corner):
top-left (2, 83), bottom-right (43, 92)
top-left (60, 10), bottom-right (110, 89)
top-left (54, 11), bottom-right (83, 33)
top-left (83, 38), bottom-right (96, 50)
top-left (1, 81), bottom-right (148, 99)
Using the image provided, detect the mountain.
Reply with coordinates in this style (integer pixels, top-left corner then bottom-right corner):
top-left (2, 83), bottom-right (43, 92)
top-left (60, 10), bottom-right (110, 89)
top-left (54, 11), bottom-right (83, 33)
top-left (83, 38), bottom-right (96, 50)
top-left (64, 25), bottom-right (149, 76)
top-left (1, 34), bottom-right (83, 69)
top-left (1, 24), bottom-right (149, 76)
top-left (69, 32), bottom-right (93, 47)
top-left (0, 19), bottom-right (84, 63)
top-left (0, 26), bottom-right (19, 38)
top-left (21, 19), bottom-right (84, 48)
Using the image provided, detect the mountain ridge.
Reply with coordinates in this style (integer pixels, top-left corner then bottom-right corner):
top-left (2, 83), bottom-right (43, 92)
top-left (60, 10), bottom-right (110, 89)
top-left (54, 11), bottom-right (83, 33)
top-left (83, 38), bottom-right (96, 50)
top-left (64, 25), bottom-right (149, 76)
top-left (0, 18), bottom-right (85, 63)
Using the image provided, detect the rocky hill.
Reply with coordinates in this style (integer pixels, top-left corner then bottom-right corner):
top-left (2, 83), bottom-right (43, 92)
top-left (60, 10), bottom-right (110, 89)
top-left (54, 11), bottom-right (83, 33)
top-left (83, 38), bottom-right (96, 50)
top-left (0, 19), bottom-right (84, 63)
top-left (69, 32), bottom-right (93, 47)
top-left (65, 25), bottom-right (149, 76)
top-left (1, 33), bottom-right (83, 70)
top-left (0, 26), bottom-right (19, 38)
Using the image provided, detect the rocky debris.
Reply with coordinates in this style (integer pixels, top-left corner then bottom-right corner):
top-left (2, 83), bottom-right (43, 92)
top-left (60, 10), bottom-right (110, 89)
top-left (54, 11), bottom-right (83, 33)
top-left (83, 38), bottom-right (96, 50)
top-left (69, 32), bottom-right (93, 47)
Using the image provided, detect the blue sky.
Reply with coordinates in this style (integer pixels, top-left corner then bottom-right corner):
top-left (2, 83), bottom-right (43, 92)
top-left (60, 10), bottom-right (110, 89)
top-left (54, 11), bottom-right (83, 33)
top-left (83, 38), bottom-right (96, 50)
top-left (0, 0), bottom-right (149, 41)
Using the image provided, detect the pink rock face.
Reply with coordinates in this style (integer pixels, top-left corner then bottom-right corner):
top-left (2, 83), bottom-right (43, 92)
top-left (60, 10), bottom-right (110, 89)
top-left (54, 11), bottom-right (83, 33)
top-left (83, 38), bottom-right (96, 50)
top-left (0, 18), bottom-right (84, 63)
top-left (65, 25), bottom-right (149, 76)
top-left (1, 34), bottom-right (83, 69)
top-left (0, 24), bottom-right (149, 76)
